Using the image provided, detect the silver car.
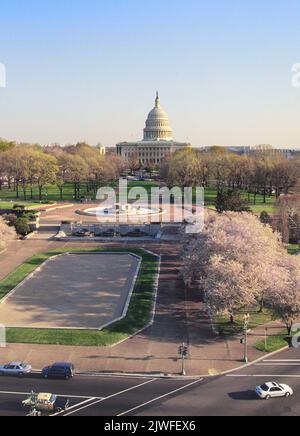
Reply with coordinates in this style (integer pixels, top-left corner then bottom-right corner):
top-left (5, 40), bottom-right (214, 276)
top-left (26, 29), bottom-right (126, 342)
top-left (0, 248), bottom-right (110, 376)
top-left (0, 362), bottom-right (32, 377)
top-left (256, 382), bottom-right (293, 400)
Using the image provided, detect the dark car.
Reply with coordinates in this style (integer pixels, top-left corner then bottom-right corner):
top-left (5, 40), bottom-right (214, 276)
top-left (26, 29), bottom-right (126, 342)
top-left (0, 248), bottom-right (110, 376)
top-left (42, 362), bottom-right (75, 380)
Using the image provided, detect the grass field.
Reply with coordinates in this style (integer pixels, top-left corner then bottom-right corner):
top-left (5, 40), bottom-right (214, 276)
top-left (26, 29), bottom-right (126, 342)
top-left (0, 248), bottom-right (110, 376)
top-left (0, 247), bottom-right (159, 347)
top-left (288, 244), bottom-right (299, 255)
top-left (213, 308), bottom-right (274, 337)
top-left (0, 183), bottom-right (82, 203)
top-left (0, 182), bottom-right (278, 214)
top-left (0, 201), bottom-right (50, 210)
top-left (0, 181), bottom-right (159, 204)
top-left (204, 187), bottom-right (277, 214)
top-left (254, 330), bottom-right (290, 353)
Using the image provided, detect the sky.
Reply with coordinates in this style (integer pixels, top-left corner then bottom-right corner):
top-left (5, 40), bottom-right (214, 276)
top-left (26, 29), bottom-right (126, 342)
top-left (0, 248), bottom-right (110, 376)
top-left (0, 0), bottom-right (300, 148)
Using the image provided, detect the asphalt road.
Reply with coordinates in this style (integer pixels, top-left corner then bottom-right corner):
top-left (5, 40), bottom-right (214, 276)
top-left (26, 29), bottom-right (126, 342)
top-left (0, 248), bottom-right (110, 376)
top-left (0, 348), bottom-right (300, 417)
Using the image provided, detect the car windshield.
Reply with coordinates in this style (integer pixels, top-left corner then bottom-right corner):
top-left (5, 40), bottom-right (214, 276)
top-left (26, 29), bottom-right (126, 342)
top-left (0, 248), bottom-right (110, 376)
top-left (260, 384), bottom-right (269, 392)
top-left (20, 363), bottom-right (27, 368)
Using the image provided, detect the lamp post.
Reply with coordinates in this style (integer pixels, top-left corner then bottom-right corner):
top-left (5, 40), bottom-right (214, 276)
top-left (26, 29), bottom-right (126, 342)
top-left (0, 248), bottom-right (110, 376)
top-left (243, 314), bottom-right (250, 364)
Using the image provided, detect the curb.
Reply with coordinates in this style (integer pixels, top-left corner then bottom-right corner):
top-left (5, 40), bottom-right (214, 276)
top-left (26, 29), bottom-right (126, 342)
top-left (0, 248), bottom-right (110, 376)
top-left (73, 345), bottom-right (292, 380)
top-left (28, 346), bottom-right (290, 381)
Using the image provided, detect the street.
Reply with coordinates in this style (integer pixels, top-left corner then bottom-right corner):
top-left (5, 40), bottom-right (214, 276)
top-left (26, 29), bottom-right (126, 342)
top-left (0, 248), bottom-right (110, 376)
top-left (0, 373), bottom-right (201, 417)
top-left (140, 348), bottom-right (300, 417)
top-left (0, 348), bottom-right (300, 416)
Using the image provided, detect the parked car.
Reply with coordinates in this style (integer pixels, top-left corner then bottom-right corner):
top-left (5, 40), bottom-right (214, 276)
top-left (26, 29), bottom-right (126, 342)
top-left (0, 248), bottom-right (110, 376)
top-left (255, 382), bottom-right (293, 400)
top-left (42, 362), bottom-right (75, 380)
top-left (22, 392), bottom-right (70, 413)
top-left (0, 362), bottom-right (32, 377)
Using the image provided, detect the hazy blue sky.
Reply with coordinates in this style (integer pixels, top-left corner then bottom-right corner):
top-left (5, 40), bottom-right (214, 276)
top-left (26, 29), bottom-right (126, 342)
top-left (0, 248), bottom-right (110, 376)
top-left (0, 0), bottom-right (300, 147)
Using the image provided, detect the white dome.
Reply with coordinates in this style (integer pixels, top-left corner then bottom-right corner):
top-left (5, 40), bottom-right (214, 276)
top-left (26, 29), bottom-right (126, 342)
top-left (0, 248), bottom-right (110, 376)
top-left (143, 92), bottom-right (173, 142)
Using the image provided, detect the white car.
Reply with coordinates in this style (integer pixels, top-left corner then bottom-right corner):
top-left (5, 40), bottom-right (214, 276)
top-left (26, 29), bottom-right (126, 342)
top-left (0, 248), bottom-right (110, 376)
top-left (0, 362), bottom-right (32, 377)
top-left (256, 382), bottom-right (293, 400)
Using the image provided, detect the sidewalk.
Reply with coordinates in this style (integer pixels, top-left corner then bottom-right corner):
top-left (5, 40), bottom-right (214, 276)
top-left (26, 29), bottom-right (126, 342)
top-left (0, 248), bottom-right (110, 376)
top-left (1, 323), bottom-right (281, 377)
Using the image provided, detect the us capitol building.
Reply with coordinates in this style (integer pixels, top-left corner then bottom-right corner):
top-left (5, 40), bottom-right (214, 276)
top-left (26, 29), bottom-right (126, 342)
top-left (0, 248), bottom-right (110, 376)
top-left (116, 92), bottom-right (191, 165)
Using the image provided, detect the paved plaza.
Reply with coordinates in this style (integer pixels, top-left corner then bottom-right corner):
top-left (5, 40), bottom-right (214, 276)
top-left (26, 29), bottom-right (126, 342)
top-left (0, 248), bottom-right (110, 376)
top-left (0, 252), bottom-right (140, 330)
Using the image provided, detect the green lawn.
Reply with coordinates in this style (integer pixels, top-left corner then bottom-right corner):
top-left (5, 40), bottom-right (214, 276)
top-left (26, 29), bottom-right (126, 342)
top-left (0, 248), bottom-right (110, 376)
top-left (213, 308), bottom-right (274, 337)
top-left (0, 248), bottom-right (159, 347)
top-left (0, 201), bottom-right (49, 210)
top-left (288, 244), bottom-right (299, 255)
top-left (254, 330), bottom-right (290, 353)
top-left (0, 181), bottom-right (160, 204)
top-left (203, 187), bottom-right (277, 214)
top-left (0, 183), bottom-right (278, 215)
top-left (0, 183), bottom-right (83, 203)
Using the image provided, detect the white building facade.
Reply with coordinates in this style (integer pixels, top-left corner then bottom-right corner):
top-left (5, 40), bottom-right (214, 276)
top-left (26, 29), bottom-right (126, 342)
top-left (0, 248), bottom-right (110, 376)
top-left (117, 93), bottom-right (191, 166)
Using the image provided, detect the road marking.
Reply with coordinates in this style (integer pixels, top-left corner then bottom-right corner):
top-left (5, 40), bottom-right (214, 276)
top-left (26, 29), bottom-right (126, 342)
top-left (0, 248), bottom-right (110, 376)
top-left (63, 379), bottom-right (156, 416)
top-left (51, 398), bottom-right (97, 416)
top-left (73, 373), bottom-right (155, 380)
top-left (117, 379), bottom-right (204, 417)
top-left (227, 374), bottom-right (300, 378)
top-left (263, 360), bottom-right (300, 363)
top-left (0, 391), bottom-right (103, 400)
top-left (256, 363), bottom-right (300, 366)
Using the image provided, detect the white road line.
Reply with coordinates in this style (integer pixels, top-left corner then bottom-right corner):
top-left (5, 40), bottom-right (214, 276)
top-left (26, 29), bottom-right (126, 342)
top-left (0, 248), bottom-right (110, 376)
top-left (256, 363), bottom-right (300, 367)
top-left (263, 360), bottom-right (300, 363)
top-left (117, 379), bottom-right (204, 417)
top-left (51, 398), bottom-right (97, 416)
top-left (63, 379), bottom-right (156, 416)
top-left (227, 374), bottom-right (300, 378)
top-left (0, 391), bottom-right (103, 400)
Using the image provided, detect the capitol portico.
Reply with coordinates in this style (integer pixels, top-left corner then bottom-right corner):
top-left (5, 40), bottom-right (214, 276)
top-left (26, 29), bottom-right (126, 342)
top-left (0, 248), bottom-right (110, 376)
top-left (116, 92), bottom-right (191, 166)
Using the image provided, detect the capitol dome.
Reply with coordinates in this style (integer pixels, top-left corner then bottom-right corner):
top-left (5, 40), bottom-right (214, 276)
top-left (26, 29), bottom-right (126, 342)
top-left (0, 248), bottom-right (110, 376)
top-left (143, 92), bottom-right (173, 142)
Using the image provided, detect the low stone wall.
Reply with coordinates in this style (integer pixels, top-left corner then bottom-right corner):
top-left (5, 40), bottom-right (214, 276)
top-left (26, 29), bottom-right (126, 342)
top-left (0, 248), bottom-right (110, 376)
top-left (61, 222), bottom-right (162, 238)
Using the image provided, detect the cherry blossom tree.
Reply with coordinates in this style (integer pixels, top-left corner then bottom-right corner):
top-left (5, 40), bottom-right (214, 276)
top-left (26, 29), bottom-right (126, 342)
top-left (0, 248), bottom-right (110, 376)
top-left (269, 255), bottom-right (300, 335)
top-left (182, 212), bottom-right (288, 322)
top-left (204, 256), bottom-right (260, 323)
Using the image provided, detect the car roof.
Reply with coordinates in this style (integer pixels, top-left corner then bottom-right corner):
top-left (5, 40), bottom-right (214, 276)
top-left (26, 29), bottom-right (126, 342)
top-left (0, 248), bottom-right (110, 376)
top-left (37, 393), bottom-right (53, 401)
top-left (9, 362), bottom-right (23, 366)
top-left (52, 362), bottom-right (73, 367)
top-left (265, 382), bottom-right (279, 388)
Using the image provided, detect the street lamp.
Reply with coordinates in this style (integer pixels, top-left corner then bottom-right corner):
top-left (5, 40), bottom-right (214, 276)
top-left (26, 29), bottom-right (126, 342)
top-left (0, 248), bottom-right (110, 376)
top-left (243, 314), bottom-right (250, 364)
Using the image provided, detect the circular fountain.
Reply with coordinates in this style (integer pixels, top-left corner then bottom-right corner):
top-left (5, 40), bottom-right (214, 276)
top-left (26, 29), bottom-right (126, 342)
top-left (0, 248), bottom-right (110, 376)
top-left (81, 203), bottom-right (164, 220)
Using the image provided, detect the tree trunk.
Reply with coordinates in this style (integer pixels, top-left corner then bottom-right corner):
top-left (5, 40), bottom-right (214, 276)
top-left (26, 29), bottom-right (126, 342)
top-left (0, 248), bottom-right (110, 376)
top-left (287, 323), bottom-right (293, 337)
top-left (16, 181), bottom-right (19, 199)
top-left (259, 299), bottom-right (264, 313)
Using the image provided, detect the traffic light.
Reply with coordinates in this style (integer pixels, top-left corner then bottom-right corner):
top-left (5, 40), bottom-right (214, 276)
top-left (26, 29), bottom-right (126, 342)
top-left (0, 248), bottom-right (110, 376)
top-left (178, 344), bottom-right (189, 357)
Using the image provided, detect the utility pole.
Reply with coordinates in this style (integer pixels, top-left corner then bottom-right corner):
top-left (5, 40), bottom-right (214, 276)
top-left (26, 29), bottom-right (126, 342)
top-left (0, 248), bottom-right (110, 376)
top-left (243, 314), bottom-right (250, 364)
top-left (179, 343), bottom-right (188, 376)
top-left (265, 328), bottom-right (268, 352)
